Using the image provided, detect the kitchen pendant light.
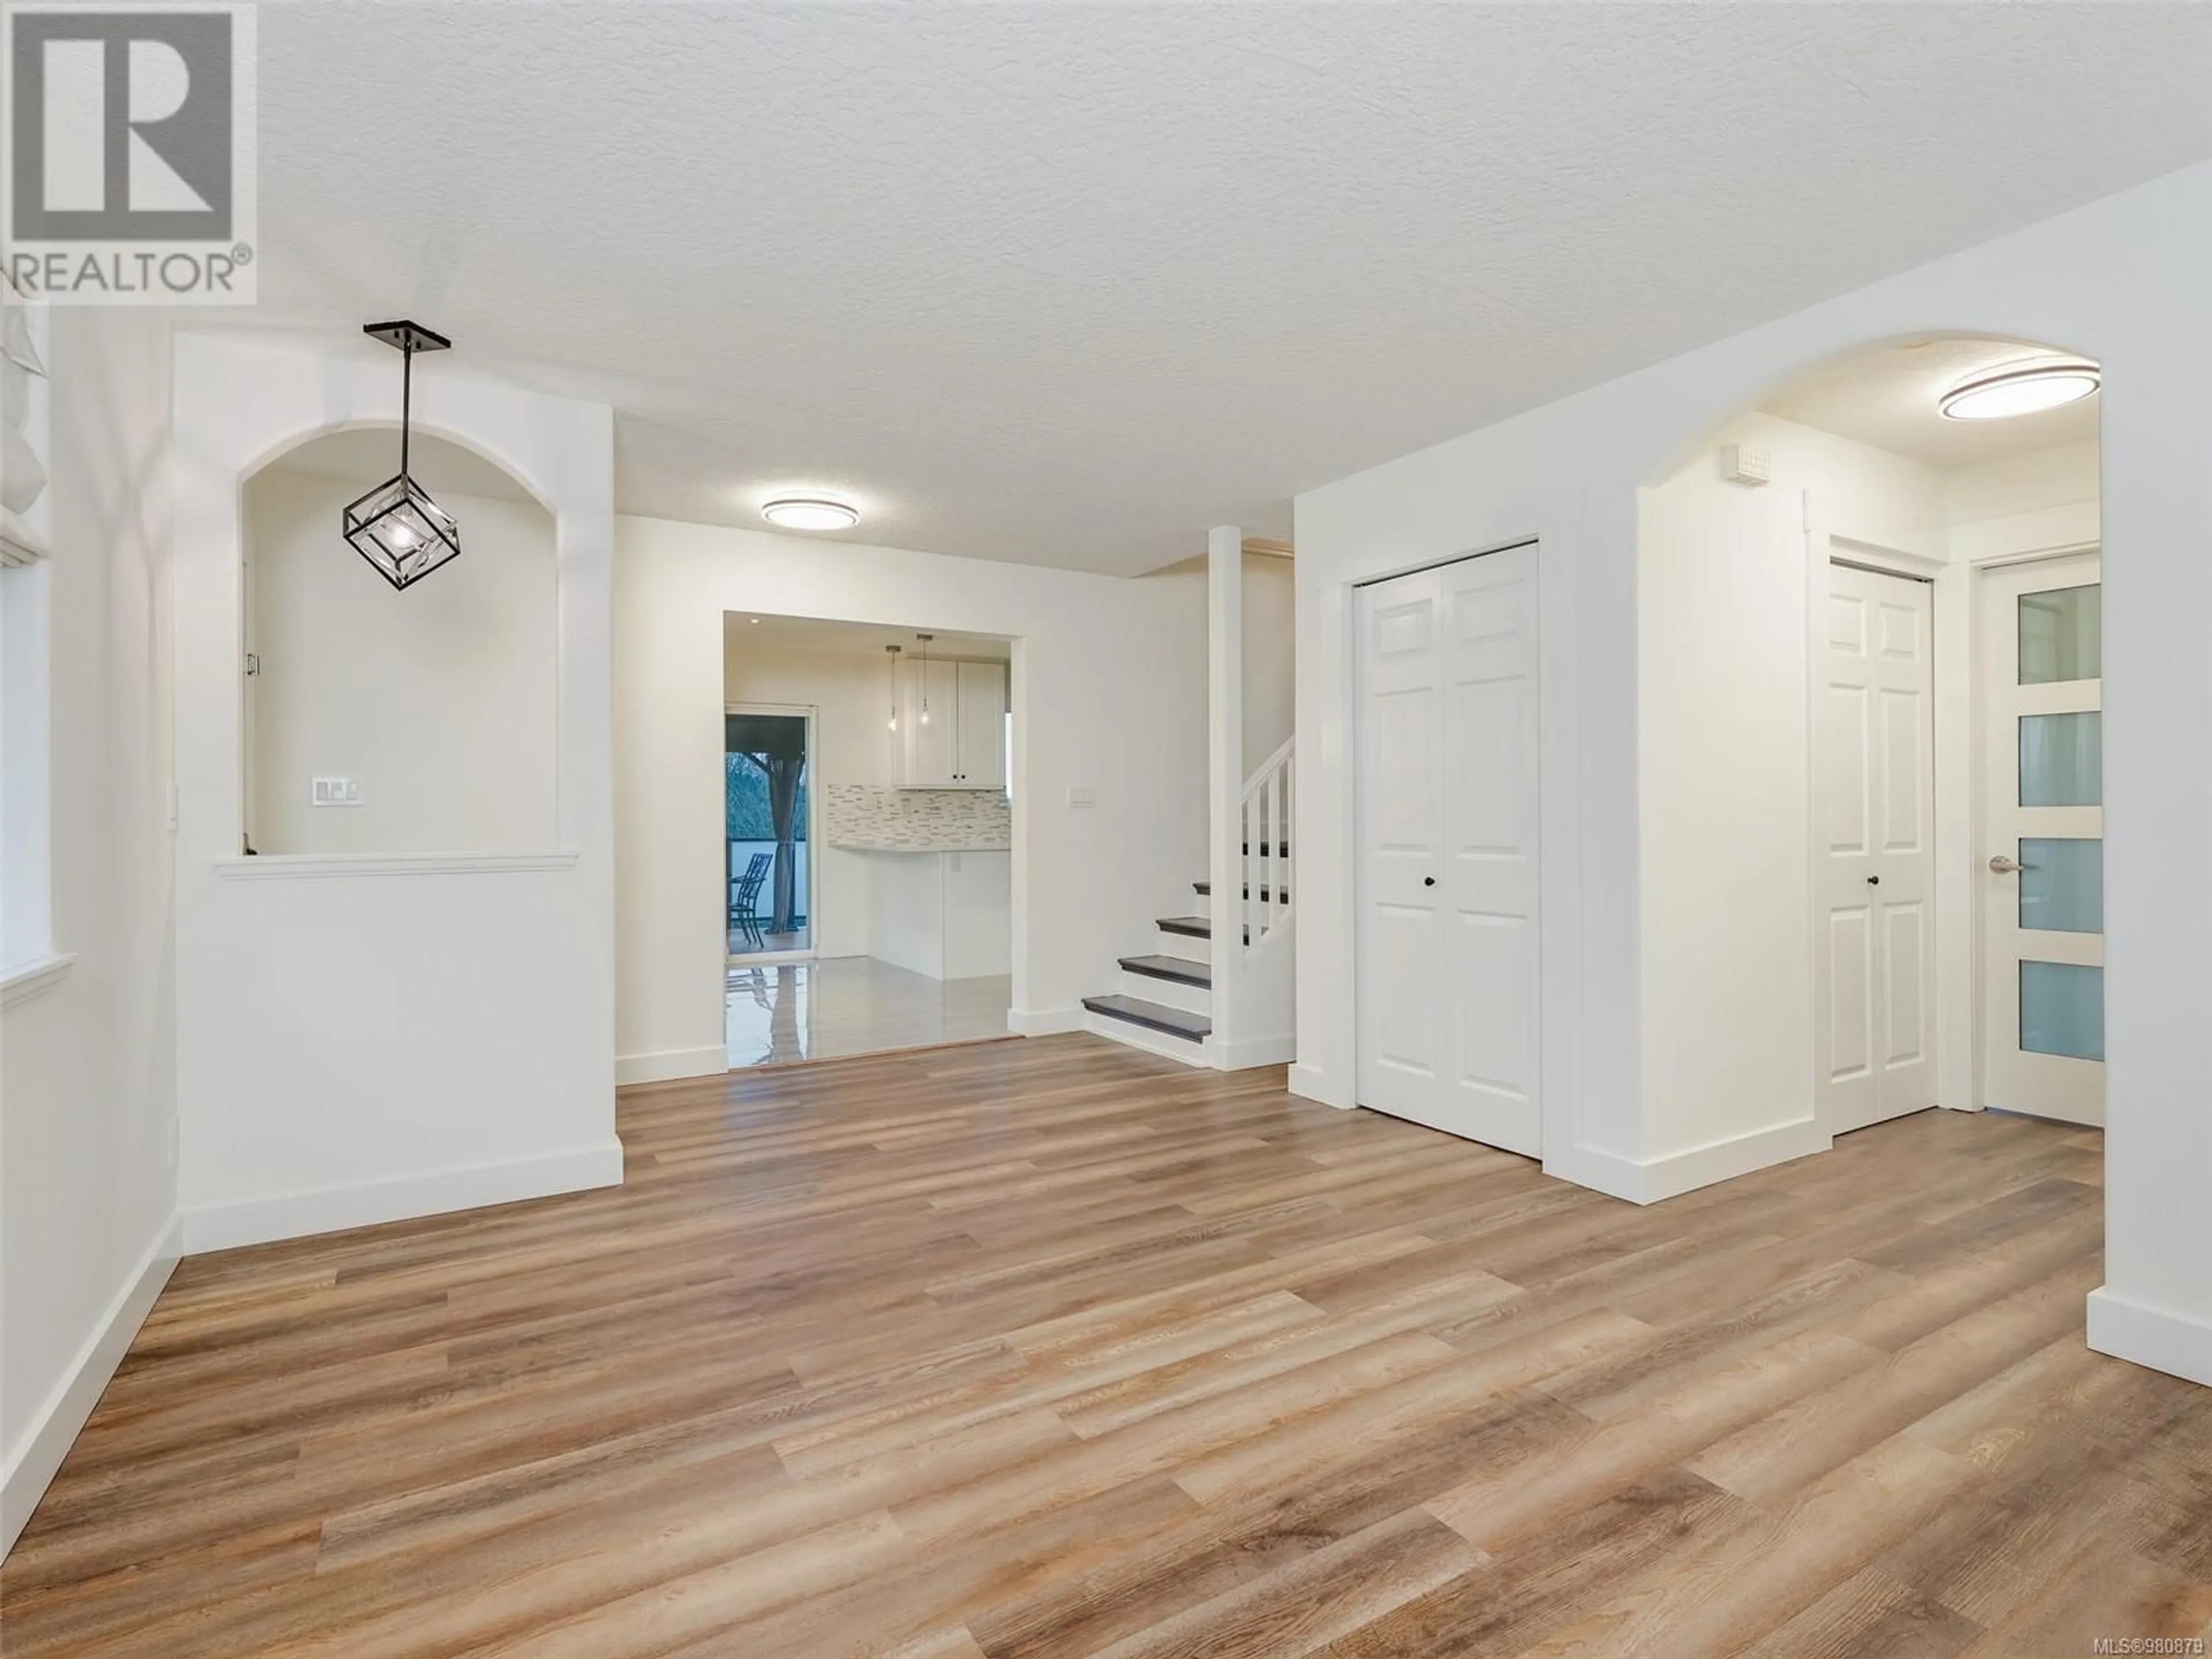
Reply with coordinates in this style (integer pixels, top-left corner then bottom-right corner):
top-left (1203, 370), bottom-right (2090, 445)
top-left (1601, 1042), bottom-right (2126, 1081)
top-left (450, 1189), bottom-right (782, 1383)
top-left (885, 643), bottom-right (902, 732)
top-left (343, 321), bottom-right (461, 590)
top-left (917, 634), bottom-right (934, 725)
top-left (1938, 357), bottom-right (2100, 422)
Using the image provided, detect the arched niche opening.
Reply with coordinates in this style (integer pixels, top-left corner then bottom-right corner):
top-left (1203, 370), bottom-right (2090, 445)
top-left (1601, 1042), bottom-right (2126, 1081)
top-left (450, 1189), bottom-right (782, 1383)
top-left (1635, 331), bottom-right (2104, 1169)
top-left (240, 427), bottom-right (559, 856)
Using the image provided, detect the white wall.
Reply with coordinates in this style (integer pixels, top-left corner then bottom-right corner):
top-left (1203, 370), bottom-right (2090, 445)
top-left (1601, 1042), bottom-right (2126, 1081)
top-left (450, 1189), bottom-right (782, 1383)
top-left (1638, 412), bottom-right (1945, 1180)
top-left (1293, 160), bottom-right (2212, 1387)
top-left (722, 639), bottom-right (893, 960)
top-left (1242, 550), bottom-right (1296, 772)
top-left (247, 469), bottom-right (556, 854)
top-left (1, 309), bottom-right (180, 1554)
top-left (1946, 438), bottom-right (2101, 529)
top-left (1947, 438), bottom-right (2104, 565)
top-left (616, 517), bottom-right (1206, 1083)
top-left (172, 335), bottom-right (619, 1254)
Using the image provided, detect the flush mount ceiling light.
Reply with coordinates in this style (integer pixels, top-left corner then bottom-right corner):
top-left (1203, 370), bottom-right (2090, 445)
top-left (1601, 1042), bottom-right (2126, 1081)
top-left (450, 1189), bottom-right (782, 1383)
top-left (761, 495), bottom-right (859, 532)
top-left (343, 320), bottom-right (461, 590)
top-left (1938, 357), bottom-right (2100, 422)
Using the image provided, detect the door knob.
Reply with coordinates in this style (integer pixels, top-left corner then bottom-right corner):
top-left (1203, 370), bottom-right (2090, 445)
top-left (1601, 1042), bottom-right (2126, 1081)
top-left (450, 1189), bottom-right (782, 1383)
top-left (1423, 876), bottom-right (1437, 887)
top-left (1988, 854), bottom-right (2021, 874)
top-left (1866, 876), bottom-right (1880, 885)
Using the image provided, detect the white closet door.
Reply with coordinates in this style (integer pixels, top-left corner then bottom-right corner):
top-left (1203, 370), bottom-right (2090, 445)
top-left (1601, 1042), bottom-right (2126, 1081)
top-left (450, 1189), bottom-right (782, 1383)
top-left (1355, 543), bottom-right (1541, 1156)
top-left (1815, 560), bottom-right (1937, 1134)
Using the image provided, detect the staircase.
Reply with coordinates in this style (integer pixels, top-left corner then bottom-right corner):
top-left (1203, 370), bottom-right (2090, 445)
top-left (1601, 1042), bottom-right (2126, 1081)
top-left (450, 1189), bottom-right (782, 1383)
top-left (1078, 891), bottom-right (1230, 1058)
top-left (1081, 522), bottom-right (1296, 1070)
top-left (1080, 748), bottom-right (1293, 1069)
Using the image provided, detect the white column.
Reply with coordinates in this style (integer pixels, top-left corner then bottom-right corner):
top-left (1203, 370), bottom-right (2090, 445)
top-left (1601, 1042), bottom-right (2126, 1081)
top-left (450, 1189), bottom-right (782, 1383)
top-left (1207, 524), bottom-right (1243, 1060)
top-left (2088, 287), bottom-right (2212, 1388)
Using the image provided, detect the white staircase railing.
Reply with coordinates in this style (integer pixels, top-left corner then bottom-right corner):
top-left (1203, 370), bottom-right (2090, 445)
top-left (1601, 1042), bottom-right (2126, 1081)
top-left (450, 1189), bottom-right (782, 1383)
top-left (1237, 737), bottom-right (1294, 951)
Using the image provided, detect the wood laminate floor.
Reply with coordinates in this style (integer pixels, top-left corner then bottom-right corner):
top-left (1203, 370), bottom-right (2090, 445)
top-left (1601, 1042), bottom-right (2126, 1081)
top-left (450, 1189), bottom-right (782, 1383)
top-left (5, 1036), bottom-right (2209, 1659)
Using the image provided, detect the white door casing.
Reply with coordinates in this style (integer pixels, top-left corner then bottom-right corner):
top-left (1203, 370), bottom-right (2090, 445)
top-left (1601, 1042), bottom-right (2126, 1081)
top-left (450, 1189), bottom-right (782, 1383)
top-left (1354, 543), bottom-right (1541, 1157)
top-left (1815, 560), bottom-right (1938, 1135)
top-left (1980, 552), bottom-right (2104, 1126)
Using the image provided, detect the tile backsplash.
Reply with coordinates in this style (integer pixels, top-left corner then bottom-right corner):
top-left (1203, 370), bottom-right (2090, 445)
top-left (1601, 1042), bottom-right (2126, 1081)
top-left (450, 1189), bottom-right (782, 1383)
top-left (824, 783), bottom-right (1010, 851)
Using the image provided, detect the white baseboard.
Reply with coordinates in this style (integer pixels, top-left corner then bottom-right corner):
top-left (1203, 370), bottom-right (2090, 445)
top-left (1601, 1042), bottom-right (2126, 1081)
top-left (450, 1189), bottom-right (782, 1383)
top-left (1082, 1011), bottom-right (1212, 1067)
top-left (2088, 1287), bottom-right (2212, 1388)
top-left (2, 1215), bottom-right (181, 1560)
top-left (615, 1044), bottom-right (728, 1086)
top-left (1553, 1118), bottom-right (1832, 1206)
top-left (1008, 1006), bottom-right (1085, 1037)
top-left (1286, 1061), bottom-right (1353, 1109)
top-left (1537, 1146), bottom-right (1649, 1205)
top-left (1213, 1034), bottom-right (1296, 1071)
top-left (181, 1141), bottom-right (626, 1255)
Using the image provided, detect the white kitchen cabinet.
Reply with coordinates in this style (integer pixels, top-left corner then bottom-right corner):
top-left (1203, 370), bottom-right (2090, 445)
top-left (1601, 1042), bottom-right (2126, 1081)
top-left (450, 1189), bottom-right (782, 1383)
top-left (902, 658), bottom-right (960, 786)
top-left (899, 659), bottom-right (1005, 789)
top-left (865, 849), bottom-right (1011, 979)
top-left (955, 661), bottom-right (1007, 790)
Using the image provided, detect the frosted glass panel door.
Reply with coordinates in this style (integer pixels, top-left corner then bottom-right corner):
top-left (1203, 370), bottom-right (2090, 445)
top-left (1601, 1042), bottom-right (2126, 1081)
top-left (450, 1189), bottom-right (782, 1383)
top-left (1981, 552), bottom-right (2104, 1126)
top-left (1813, 560), bottom-right (1938, 1135)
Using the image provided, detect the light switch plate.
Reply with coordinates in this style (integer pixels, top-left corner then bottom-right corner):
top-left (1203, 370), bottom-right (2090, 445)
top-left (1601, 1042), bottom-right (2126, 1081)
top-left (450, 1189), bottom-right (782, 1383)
top-left (310, 776), bottom-right (362, 807)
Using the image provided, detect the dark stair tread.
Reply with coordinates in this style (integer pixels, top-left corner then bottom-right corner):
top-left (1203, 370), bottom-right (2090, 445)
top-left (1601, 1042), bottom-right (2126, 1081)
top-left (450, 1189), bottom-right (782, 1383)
top-left (1193, 880), bottom-right (1289, 901)
top-left (1083, 994), bottom-right (1211, 1041)
top-left (1158, 915), bottom-right (1250, 944)
top-left (1120, 953), bottom-right (1211, 988)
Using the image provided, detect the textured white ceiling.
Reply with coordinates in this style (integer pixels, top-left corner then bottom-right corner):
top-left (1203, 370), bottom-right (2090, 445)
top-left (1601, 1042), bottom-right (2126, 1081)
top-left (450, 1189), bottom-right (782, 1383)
top-left (1761, 339), bottom-right (2101, 470)
top-left (232, 3), bottom-right (2212, 574)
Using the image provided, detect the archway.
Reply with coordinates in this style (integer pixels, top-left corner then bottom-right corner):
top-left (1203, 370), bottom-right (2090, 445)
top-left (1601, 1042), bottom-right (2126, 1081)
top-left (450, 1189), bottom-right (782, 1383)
top-left (1638, 333), bottom-right (2103, 1161)
top-left (238, 427), bottom-right (559, 857)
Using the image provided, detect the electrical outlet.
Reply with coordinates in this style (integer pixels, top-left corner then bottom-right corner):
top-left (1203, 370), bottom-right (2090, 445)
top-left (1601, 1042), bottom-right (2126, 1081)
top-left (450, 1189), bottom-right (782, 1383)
top-left (310, 776), bottom-right (362, 808)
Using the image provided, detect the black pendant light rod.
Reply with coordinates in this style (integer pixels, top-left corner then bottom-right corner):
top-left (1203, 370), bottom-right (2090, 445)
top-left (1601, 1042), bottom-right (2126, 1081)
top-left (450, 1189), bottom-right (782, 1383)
top-left (362, 321), bottom-right (452, 485)
top-left (400, 339), bottom-right (412, 481)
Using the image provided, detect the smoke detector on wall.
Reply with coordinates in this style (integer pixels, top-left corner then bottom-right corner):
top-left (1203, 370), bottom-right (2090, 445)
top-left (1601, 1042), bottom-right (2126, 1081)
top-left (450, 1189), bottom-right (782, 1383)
top-left (1719, 443), bottom-right (1770, 486)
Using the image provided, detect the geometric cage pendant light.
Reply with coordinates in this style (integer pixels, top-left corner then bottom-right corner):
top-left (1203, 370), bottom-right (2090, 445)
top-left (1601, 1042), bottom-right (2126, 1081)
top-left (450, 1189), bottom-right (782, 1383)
top-left (342, 320), bottom-right (461, 590)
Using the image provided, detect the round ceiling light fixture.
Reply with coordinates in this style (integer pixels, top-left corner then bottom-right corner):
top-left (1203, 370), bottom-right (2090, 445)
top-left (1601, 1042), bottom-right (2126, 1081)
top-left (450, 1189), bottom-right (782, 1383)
top-left (1938, 357), bottom-right (2100, 422)
top-left (761, 495), bottom-right (860, 532)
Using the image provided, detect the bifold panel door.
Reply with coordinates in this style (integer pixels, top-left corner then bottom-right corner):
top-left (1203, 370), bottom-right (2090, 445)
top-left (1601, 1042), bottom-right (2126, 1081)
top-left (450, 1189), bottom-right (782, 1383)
top-left (1814, 560), bottom-right (1938, 1135)
top-left (1354, 544), bottom-right (1540, 1156)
